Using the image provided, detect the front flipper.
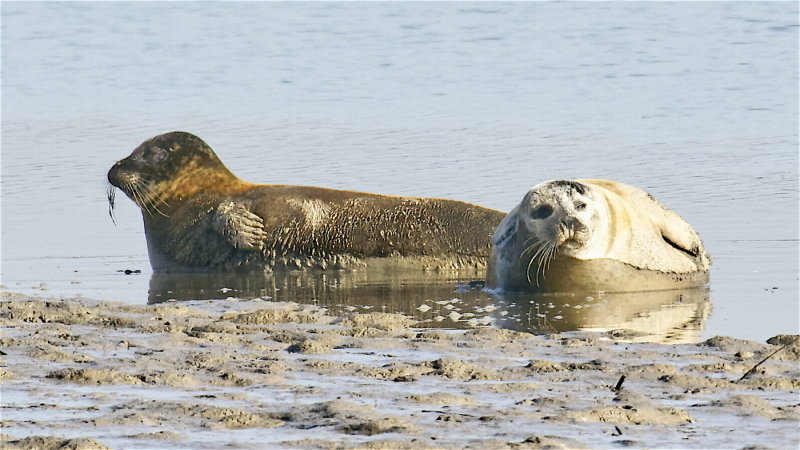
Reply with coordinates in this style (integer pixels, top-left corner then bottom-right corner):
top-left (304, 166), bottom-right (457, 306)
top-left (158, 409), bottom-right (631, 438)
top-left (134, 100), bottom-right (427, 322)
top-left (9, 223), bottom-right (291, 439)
top-left (579, 179), bottom-right (710, 271)
top-left (620, 183), bottom-right (710, 268)
top-left (211, 201), bottom-right (268, 251)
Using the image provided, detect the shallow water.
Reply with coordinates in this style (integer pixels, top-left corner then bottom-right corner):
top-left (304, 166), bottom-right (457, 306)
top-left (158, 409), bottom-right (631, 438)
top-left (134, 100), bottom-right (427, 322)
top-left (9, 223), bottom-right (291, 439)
top-left (2, 2), bottom-right (798, 343)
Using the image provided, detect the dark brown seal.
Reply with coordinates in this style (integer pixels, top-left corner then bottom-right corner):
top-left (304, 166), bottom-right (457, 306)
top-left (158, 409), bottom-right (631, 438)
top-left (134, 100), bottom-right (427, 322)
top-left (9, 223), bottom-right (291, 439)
top-left (108, 131), bottom-right (504, 272)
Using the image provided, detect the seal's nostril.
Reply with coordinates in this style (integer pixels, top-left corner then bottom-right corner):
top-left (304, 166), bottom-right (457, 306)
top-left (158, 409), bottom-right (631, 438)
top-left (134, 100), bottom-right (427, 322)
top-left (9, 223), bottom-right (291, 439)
top-left (108, 163), bottom-right (122, 185)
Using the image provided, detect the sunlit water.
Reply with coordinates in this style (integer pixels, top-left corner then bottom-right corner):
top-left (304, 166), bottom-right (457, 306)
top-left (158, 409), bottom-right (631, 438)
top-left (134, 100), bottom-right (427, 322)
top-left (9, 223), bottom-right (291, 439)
top-left (2, 2), bottom-right (797, 343)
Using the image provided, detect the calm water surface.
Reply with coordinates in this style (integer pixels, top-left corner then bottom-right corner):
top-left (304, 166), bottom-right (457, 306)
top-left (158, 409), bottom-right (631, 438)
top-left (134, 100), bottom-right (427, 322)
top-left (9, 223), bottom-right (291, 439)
top-left (2, 2), bottom-right (797, 343)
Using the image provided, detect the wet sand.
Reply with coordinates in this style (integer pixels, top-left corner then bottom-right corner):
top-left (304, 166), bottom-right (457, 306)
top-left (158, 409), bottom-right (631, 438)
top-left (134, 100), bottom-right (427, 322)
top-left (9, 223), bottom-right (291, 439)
top-left (1, 291), bottom-right (798, 449)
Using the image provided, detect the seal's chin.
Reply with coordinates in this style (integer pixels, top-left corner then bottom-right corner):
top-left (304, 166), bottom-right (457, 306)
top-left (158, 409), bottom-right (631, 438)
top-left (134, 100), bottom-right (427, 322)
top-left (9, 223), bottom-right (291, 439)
top-left (559, 238), bottom-right (589, 256)
top-left (554, 220), bottom-right (590, 251)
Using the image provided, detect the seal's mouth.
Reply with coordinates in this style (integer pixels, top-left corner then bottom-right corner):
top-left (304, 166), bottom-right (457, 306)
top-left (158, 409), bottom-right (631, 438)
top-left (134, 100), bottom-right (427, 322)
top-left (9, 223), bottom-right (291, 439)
top-left (520, 220), bottom-right (593, 286)
top-left (560, 238), bottom-right (581, 249)
top-left (107, 161), bottom-right (124, 188)
top-left (106, 162), bottom-right (170, 218)
top-left (556, 220), bottom-right (589, 249)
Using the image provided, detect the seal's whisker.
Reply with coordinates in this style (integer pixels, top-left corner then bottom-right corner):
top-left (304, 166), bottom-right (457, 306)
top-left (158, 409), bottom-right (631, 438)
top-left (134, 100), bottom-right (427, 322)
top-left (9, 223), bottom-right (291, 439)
top-left (141, 189), bottom-right (169, 217)
top-left (130, 181), bottom-right (168, 217)
top-left (531, 245), bottom-right (548, 270)
top-left (525, 245), bottom-right (546, 285)
top-left (128, 183), bottom-right (146, 213)
top-left (535, 248), bottom-right (547, 284)
top-left (534, 245), bottom-right (548, 286)
top-left (136, 173), bottom-right (157, 182)
top-left (537, 241), bottom-right (557, 285)
top-left (520, 243), bottom-right (535, 258)
top-left (151, 191), bottom-right (170, 208)
top-left (130, 183), bottom-right (155, 216)
top-left (527, 240), bottom-right (552, 286)
top-left (125, 182), bottom-right (138, 206)
top-left (147, 197), bottom-right (168, 217)
top-left (153, 190), bottom-right (171, 209)
top-left (526, 254), bottom-right (536, 285)
top-left (520, 240), bottom-right (545, 259)
top-left (541, 244), bottom-right (558, 281)
top-left (521, 235), bottom-right (538, 248)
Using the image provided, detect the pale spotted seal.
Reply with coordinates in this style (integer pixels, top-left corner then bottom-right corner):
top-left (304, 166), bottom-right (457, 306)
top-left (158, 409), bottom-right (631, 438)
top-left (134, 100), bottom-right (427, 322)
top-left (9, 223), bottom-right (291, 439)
top-left (107, 131), bottom-right (504, 272)
top-left (486, 179), bottom-right (710, 292)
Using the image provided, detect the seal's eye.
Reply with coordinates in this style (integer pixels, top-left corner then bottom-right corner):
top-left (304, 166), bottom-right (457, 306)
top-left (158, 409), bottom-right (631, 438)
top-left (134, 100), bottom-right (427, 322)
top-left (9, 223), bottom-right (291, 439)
top-left (575, 202), bottom-right (586, 211)
top-left (144, 146), bottom-right (168, 163)
top-left (530, 205), bottom-right (553, 220)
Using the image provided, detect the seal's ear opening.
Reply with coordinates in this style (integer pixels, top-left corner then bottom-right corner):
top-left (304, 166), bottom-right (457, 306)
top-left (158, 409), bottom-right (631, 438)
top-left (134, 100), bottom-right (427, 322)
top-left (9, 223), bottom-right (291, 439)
top-left (107, 185), bottom-right (117, 225)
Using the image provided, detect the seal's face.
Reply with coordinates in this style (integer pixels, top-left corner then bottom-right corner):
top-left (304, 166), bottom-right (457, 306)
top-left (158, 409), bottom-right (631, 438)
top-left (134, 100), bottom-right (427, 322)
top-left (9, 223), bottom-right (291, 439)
top-left (520, 180), bottom-right (597, 251)
top-left (107, 131), bottom-right (232, 217)
top-left (513, 180), bottom-right (601, 284)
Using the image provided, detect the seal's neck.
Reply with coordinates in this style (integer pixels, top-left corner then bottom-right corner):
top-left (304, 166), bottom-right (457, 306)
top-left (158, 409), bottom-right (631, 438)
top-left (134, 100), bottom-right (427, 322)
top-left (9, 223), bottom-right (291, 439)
top-left (156, 165), bottom-right (255, 204)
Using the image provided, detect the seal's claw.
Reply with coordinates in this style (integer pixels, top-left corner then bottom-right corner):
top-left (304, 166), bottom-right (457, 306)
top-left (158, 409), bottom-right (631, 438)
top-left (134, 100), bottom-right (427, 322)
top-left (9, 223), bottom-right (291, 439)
top-left (212, 201), bottom-right (267, 251)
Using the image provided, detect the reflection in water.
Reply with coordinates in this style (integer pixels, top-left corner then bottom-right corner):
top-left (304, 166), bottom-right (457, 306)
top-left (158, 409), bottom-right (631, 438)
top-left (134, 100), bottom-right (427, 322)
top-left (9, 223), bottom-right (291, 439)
top-left (149, 269), bottom-right (709, 343)
top-left (491, 288), bottom-right (711, 344)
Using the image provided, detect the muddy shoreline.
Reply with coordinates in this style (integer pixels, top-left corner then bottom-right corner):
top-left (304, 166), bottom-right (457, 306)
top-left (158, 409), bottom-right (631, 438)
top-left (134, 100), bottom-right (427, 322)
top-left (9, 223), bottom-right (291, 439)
top-left (1, 291), bottom-right (798, 449)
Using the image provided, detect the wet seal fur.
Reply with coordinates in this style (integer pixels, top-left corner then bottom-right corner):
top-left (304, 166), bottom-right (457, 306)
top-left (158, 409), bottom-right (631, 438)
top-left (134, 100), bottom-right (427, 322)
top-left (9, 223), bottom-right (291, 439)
top-left (486, 179), bottom-right (710, 292)
top-left (108, 131), bottom-right (504, 272)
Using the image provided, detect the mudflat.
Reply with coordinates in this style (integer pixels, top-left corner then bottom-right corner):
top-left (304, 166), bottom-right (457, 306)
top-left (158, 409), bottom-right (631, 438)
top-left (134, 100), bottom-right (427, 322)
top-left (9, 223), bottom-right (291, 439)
top-left (1, 291), bottom-right (798, 449)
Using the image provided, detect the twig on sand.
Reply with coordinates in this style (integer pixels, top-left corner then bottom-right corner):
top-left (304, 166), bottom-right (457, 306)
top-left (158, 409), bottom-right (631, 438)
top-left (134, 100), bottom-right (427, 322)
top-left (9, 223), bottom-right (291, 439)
top-left (421, 410), bottom-right (475, 418)
top-left (738, 336), bottom-right (799, 382)
top-left (612, 375), bottom-right (626, 391)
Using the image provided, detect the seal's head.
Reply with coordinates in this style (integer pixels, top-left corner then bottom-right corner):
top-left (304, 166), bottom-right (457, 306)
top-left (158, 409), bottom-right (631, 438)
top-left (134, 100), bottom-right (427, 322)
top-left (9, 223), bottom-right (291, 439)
top-left (500, 180), bottom-right (604, 284)
top-left (519, 180), bottom-right (599, 253)
top-left (108, 131), bottom-right (238, 217)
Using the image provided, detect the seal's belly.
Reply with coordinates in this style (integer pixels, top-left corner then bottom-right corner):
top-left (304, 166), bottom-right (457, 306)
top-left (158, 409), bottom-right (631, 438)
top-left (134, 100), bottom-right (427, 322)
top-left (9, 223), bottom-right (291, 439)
top-left (490, 255), bottom-right (709, 293)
